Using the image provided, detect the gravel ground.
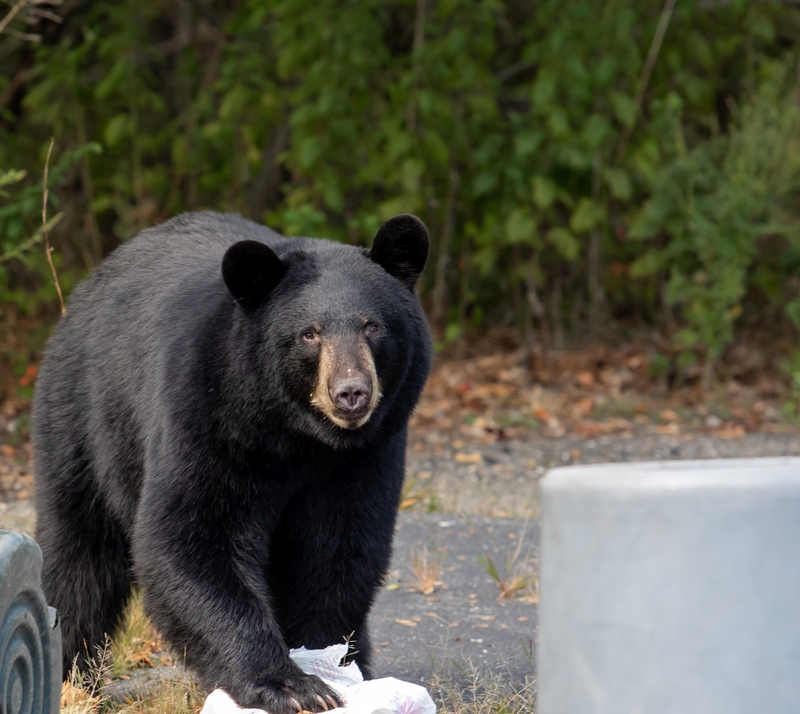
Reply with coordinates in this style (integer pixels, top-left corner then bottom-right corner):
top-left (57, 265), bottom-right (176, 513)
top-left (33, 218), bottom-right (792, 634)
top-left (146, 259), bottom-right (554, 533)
top-left (371, 512), bottom-right (537, 686)
top-left (0, 497), bottom-right (35, 535)
top-left (404, 430), bottom-right (800, 517)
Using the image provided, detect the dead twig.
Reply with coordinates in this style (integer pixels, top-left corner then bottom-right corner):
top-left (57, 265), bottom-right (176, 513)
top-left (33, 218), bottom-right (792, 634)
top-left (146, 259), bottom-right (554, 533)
top-left (42, 138), bottom-right (66, 315)
top-left (0, 0), bottom-right (28, 36)
top-left (615, 0), bottom-right (677, 164)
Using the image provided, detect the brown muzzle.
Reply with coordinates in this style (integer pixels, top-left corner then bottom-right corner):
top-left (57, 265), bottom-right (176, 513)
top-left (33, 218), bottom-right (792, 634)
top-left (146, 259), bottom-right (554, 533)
top-left (311, 335), bottom-right (381, 429)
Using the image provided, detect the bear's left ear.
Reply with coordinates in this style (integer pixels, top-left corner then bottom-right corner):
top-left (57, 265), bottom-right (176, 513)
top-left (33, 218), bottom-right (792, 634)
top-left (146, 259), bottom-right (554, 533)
top-left (222, 240), bottom-right (285, 309)
top-left (369, 214), bottom-right (429, 290)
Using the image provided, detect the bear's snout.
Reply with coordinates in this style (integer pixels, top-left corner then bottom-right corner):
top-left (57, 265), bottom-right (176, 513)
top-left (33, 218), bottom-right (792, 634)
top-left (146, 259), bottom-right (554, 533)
top-left (330, 376), bottom-right (372, 415)
top-left (310, 335), bottom-right (382, 430)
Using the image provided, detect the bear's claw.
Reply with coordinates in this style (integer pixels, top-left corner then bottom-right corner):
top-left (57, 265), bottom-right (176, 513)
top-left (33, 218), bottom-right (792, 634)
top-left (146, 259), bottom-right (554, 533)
top-left (230, 671), bottom-right (343, 714)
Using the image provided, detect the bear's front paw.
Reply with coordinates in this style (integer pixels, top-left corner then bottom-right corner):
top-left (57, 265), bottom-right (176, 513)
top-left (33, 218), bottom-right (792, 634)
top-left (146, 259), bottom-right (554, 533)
top-left (229, 671), bottom-right (343, 714)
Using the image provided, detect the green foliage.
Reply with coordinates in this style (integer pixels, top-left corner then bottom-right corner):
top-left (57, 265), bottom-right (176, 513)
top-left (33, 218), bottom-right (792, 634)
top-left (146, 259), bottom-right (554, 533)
top-left (0, 144), bottom-right (100, 314)
top-left (630, 63), bottom-right (800, 370)
top-left (3, 0), bottom-right (800, 378)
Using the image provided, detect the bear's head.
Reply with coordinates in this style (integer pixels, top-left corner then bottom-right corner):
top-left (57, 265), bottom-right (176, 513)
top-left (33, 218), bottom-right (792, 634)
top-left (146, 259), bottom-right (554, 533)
top-left (220, 214), bottom-right (432, 450)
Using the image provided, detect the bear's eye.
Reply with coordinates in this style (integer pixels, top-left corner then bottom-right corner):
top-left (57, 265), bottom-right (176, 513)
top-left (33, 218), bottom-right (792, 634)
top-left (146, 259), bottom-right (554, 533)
top-left (301, 330), bottom-right (318, 343)
top-left (366, 322), bottom-right (383, 336)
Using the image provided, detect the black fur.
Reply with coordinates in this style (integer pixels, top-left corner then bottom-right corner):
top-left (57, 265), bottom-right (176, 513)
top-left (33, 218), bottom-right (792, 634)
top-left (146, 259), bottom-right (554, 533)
top-left (369, 214), bottom-right (429, 290)
top-left (32, 212), bottom-right (432, 712)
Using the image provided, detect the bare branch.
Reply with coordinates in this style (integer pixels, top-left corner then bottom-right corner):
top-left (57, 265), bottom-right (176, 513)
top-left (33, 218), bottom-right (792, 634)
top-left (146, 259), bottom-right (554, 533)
top-left (4, 27), bottom-right (38, 40)
top-left (42, 138), bottom-right (66, 315)
top-left (615, 0), bottom-right (677, 164)
top-left (0, 0), bottom-right (29, 36)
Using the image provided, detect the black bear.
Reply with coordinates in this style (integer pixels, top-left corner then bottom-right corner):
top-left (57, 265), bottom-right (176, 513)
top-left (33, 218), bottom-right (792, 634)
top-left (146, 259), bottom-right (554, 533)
top-left (32, 212), bottom-right (432, 713)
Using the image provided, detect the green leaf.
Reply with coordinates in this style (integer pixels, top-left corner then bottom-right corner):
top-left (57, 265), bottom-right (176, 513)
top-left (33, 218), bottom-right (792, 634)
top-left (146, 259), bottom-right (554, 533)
top-left (786, 298), bottom-right (800, 328)
top-left (582, 114), bottom-right (611, 149)
top-left (532, 176), bottom-right (556, 210)
top-left (505, 208), bottom-right (537, 245)
top-left (547, 227), bottom-right (580, 261)
top-left (445, 322), bottom-right (461, 343)
top-left (603, 167), bottom-right (632, 201)
top-left (104, 114), bottom-right (129, 148)
top-left (610, 91), bottom-right (637, 128)
top-left (569, 198), bottom-right (606, 233)
top-left (0, 170), bottom-right (26, 190)
top-left (514, 130), bottom-right (544, 158)
top-left (548, 107), bottom-right (571, 138)
top-left (629, 250), bottom-right (664, 277)
top-left (472, 172), bottom-right (498, 198)
top-left (296, 137), bottom-right (323, 170)
top-left (531, 73), bottom-right (556, 111)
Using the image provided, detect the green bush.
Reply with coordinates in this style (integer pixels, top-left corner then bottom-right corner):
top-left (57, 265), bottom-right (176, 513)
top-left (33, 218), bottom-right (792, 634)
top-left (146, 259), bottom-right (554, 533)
top-left (2, 0), bottom-right (800, 381)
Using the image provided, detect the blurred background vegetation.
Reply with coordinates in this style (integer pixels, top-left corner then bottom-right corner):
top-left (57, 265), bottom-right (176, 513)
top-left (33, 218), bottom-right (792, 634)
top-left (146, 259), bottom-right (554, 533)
top-left (3, 0), bottom-right (800, 398)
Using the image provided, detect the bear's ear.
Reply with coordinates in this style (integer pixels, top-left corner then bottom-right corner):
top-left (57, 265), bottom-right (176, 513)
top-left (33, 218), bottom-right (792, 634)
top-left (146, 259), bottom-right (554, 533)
top-left (222, 240), bottom-right (285, 308)
top-left (369, 214), bottom-right (429, 289)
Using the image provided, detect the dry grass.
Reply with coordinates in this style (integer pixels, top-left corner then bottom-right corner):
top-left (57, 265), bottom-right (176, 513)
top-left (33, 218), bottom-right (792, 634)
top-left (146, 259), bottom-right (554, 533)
top-left (400, 471), bottom-right (441, 512)
top-left (477, 530), bottom-right (537, 602)
top-left (58, 594), bottom-right (200, 714)
top-left (430, 661), bottom-right (536, 714)
top-left (110, 677), bottom-right (204, 714)
top-left (60, 638), bottom-right (112, 714)
top-left (408, 543), bottom-right (448, 595)
top-left (111, 591), bottom-right (169, 679)
top-left (107, 594), bottom-right (201, 713)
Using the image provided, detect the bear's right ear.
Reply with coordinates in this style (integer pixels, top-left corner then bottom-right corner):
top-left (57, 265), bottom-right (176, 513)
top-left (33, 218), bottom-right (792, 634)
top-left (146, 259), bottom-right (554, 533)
top-left (222, 240), bottom-right (285, 308)
top-left (369, 214), bottom-right (430, 289)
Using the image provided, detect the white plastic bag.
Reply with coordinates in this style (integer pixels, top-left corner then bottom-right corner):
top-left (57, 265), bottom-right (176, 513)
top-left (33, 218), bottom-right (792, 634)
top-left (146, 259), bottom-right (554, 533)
top-left (200, 644), bottom-right (437, 714)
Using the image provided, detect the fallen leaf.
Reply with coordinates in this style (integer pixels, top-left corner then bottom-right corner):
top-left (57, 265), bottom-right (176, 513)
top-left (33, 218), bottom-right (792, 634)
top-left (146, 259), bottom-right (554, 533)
top-left (656, 423), bottom-right (680, 435)
top-left (714, 425), bottom-right (745, 439)
top-left (454, 452), bottom-right (482, 464)
top-left (572, 397), bottom-right (594, 418)
top-left (395, 619), bottom-right (418, 627)
top-left (573, 419), bottom-right (630, 436)
top-left (61, 682), bottom-right (99, 713)
top-left (533, 406), bottom-right (551, 420)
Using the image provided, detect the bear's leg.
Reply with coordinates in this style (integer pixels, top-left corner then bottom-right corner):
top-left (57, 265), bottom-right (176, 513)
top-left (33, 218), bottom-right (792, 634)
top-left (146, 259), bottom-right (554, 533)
top-left (36, 475), bottom-right (132, 679)
top-left (133, 450), bottom-right (343, 714)
top-left (269, 433), bottom-right (407, 677)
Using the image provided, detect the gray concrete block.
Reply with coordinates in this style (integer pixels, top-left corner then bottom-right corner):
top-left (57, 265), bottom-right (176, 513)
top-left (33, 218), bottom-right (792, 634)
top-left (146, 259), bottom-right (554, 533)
top-left (537, 457), bottom-right (800, 714)
top-left (0, 530), bottom-right (61, 714)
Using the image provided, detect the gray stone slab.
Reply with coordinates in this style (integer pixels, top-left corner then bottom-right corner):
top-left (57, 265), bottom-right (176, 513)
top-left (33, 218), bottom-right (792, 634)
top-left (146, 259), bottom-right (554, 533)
top-left (106, 664), bottom-right (190, 703)
top-left (538, 457), bottom-right (800, 714)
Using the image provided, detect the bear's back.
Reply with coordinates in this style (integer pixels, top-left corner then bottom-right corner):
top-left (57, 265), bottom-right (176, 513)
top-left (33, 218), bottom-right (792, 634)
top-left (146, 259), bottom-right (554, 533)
top-left (34, 214), bottom-right (289, 451)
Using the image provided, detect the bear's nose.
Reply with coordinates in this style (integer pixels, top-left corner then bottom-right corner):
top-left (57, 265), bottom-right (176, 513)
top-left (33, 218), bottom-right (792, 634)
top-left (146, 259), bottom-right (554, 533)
top-left (330, 377), bottom-right (371, 414)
